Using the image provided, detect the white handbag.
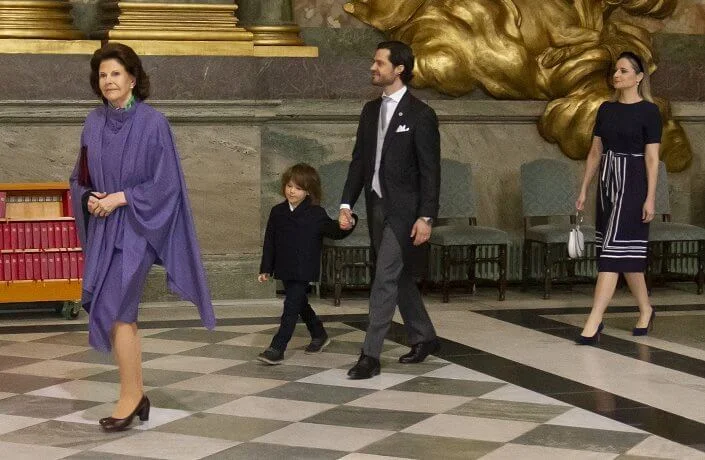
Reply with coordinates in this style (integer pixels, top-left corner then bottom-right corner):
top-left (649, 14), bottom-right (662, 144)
top-left (568, 212), bottom-right (585, 259)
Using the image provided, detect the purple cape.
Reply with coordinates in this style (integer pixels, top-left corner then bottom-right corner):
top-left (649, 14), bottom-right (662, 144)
top-left (70, 101), bottom-right (215, 351)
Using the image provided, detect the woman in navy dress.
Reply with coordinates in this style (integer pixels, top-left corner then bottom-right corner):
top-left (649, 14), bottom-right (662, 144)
top-left (575, 51), bottom-right (662, 344)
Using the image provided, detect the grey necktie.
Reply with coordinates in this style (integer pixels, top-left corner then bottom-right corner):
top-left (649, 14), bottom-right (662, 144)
top-left (380, 96), bottom-right (390, 132)
top-left (372, 97), bottom-right (391, 197)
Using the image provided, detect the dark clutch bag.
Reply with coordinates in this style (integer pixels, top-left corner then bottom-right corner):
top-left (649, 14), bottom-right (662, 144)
top-left (78, 145), bottom-right (94, 235)
top-left (78, 145), bottom-right (92, 188)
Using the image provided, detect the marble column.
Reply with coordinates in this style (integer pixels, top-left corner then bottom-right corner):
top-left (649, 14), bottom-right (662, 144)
top-left (237, 0), bottom-right (304, 46)
top-left (0, 0), bottom-right (84, 40)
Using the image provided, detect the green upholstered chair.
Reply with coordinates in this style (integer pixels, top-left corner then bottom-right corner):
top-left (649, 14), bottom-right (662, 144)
top-left (647, 162), bottom-right (705, 294)
top-left (428, 160), bottom-right (508, 301)
top-left (319, 161), bottom-right (373, 306)
top-left (520, 159), bottom-right (596, 298)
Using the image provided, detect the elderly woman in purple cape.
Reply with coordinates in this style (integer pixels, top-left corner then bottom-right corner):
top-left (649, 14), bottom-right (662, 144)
top-left (69, 43), bottom-right (216, 432)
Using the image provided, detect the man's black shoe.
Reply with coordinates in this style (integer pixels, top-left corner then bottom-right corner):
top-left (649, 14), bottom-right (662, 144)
top-left (257, 347), bottom-right (284, 365)
top-left (398, 339), bottom-right (440, 364)
top-left (347, 352), bottom-right (380, 379)
top-left (304, 333), bottom-right (330, 354)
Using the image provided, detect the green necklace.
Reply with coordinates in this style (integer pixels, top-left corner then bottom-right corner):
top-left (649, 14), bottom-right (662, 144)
top-left (110, 94), bottom-right (136, 111)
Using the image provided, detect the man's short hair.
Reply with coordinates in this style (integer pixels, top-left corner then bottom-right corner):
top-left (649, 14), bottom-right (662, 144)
top-left (377, 41), bottom-right (415, 84)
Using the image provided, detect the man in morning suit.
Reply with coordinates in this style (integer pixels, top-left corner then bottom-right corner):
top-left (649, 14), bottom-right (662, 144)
top-left (339, 41), bottom-right (441, 379)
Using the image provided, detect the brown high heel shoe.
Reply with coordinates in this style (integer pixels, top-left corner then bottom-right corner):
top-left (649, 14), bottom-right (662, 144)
top-left (100, 395), bottom-right (150, 432)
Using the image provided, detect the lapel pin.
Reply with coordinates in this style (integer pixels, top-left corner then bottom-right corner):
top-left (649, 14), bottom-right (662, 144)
top-left (398, 112), bottom-right (403, 116)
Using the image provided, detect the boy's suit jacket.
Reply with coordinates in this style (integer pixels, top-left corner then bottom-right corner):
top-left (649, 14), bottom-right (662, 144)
top-left (260, 196), bottom-right (356, 281)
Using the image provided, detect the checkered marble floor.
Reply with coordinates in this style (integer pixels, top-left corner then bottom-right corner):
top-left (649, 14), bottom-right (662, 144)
top-left (0, 322), bottom-right (702, 460)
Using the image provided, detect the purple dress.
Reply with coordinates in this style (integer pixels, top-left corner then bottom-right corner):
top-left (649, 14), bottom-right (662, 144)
top-left (69, 101), bottom-right (216, 352)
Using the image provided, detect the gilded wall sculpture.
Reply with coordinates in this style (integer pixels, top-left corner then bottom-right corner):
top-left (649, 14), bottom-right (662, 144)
top-left (344, 0), bottom-right (692, 171)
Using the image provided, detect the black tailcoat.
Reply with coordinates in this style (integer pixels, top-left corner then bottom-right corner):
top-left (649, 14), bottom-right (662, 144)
top-left (341, 90), bottom-right (441, 275)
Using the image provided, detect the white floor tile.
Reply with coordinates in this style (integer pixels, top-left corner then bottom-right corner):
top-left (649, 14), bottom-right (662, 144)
top-left (26, 380), bottom-right (123, 402)
top-left (625, 435), bottom-right (705, 459)
top-left (0, 332), bottom-right (65, 342)
top-left (54, 403), bottom-right (191, 431)
top-left (479, 443), bottom-right (619, 459)
top-left (139, 328), bottom-right (177, 337)
top-left (0, 441), bottom-right (79, 460)
top-left (142, 355), bottom-right (245, 374)
top-left (2, 360), bottom-right (115, 379)
top-left (92, 431), bottom-right (238, 460)
top-left (339, 454), bottom-right (413, 460)
top-left (333, 330), bottom-right (368, 343)
top-left (0, 415), bottom-right (46, 435)
top-left (140, 338), bottom-right (208, 354)
top-left (253, 422), bottom-right (394, 452)
top-left (215, 324), bottom-right (279, 333)
top-left (403, 414), bottom-right (538, 443)
top-left (132, 407), bottom-right (194, 431)
top-left (55, 403), bottom-right (114, 425)
top-left (284, 351), bottom-right (360, 369)
top-left (546, 407), bottom-right (645, 433)
top-left (0, 342), bottom-right (88, 359)
top-left (206, 395), bottom-right (335, 421)
top-left (297, 369), bottom-right (416, 390)
top-left (346, 390), bottom-right (470, 413)
top-left (219, 333), bottom-right (309, 349)
top-left (422, 364), bottom-right (503, 382)
top-left (479, 384), bottom-right (570, 406)
top-left (167, 373), bottom-right (286, 395)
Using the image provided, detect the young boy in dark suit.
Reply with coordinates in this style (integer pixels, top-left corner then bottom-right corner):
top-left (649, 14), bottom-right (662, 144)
top-left (258, 163), bottom-right (356, 364)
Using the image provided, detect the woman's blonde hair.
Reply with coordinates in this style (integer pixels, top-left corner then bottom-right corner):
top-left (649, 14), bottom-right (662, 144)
top-left (612, 51), bottom-right (653, 102)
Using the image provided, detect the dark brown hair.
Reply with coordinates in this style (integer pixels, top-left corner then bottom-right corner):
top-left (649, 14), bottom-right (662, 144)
top-left (90, 43), bottom-right (150, 102)
top-left (281, 163), bottom-right (322, 205)
top-left (377, 40), bottom-right (415, 84)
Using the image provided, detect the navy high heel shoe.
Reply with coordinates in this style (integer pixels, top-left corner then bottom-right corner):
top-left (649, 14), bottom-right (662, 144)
top-left (100, 395), bottom-right (150, 432)
top-left (575, 322), bottom-right (604, 345)
top-left (632, 310), bottom-right (655, 336)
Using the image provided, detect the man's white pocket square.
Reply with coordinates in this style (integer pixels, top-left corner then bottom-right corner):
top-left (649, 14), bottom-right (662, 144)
top-left (396, 125), bottom-right (410, 133)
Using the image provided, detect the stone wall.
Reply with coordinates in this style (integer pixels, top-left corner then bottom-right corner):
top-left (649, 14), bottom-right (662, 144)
top-left (50, 0), bottom-right (705, 101)
top-left (2, 100), bottom-right (704, 299)
top-left (2, 0), bottom-right (705, 299)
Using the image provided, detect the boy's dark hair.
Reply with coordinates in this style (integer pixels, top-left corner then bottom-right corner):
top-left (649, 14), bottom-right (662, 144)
top-left (377, 40), bottom-right (415, 84)
top-left (281, 163), bottom-right (322, 205)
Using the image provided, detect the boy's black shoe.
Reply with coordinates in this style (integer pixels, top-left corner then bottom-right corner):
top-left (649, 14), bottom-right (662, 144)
top-left (304, 333), bottom-right (330, 354)
top-left (257, 347), bottom-right (284, 365)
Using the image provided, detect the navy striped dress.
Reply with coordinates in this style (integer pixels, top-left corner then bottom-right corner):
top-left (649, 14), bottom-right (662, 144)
top-left (593, 100), bottom-right (662, 273)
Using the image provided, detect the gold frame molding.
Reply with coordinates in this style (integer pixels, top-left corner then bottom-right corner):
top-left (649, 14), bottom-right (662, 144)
top-left (0, 38), bottom-right (319, 57)
top-left (0, 1), bottom-right (318, 57)
top-left (246, 25), bottom-right (304, 46)
top-left (0, 39), bottom-right (99, 54)
top-left (0, 0), bottom-right (83, 40)
top-left (96, 2), bottom-right (252, 42)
